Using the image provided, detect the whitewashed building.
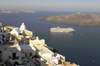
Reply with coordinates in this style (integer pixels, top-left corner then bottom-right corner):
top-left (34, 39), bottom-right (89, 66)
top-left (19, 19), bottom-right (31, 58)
top-left (10, 28), bottom-right (23, 35)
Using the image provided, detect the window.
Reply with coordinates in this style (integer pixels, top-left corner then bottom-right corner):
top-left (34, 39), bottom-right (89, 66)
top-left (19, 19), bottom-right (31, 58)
top-left (12, 53), bottom-right (16, 58)
top-left (30, 52), bottom-right (32, 56)
top-left (0, 51), bottom-right (2, 53)
top-left (0, 51), bottom-right (2, 57)
top-left (25, 53), bottom-right (27, 57)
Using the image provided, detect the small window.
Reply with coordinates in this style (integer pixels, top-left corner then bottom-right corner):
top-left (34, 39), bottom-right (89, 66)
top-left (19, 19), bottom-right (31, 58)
top-left (12, 53), bottom-right (16, 58)
top-left (0, 51), bottom-right (2, 53)
top-left (30, 52), bottom-right (32, 56)
top-left (25, 53), bottom-right (27, 57)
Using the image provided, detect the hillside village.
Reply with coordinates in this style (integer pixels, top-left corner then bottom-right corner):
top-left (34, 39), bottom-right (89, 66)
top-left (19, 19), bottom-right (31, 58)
top-left (0, 23), bottom-right (79, 66)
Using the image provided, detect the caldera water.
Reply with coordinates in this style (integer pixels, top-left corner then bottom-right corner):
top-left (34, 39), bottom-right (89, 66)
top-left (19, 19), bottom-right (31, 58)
top-left (0, 11), bottom-right (100, 66)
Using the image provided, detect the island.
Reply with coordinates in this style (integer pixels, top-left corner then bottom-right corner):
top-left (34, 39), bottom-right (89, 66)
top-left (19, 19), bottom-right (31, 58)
top-left (37, 12), bottom-right (100, 26)
top-left (0, 9), bottom-right (35, 13)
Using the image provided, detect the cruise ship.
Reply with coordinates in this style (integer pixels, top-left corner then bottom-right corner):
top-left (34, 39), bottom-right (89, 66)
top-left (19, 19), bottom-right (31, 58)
top-left (50, 27), bottom-right (75, 32)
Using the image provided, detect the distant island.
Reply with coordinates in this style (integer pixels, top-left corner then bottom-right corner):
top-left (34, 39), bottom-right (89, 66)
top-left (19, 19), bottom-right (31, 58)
top-left (38, 12), bottom-right (100, 26)
top-left (0, 9), bottom-right (35, 13)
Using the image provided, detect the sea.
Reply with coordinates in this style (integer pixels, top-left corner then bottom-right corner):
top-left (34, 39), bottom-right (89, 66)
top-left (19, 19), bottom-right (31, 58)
top-left (0, 11), bottom-right (100, 66)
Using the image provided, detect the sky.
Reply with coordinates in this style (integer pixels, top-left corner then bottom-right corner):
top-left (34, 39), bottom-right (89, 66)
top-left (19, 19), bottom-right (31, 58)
top-left (0, 0), bottom-right (100, 12)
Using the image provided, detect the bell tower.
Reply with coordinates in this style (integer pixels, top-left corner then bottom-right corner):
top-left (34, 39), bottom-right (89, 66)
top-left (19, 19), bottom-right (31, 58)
top-left (20, 22), bottom-right (26, 30)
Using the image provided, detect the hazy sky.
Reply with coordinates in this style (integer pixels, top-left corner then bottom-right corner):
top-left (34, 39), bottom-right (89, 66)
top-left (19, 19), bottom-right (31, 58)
top-left (0, 0), bottom-right (100, 12)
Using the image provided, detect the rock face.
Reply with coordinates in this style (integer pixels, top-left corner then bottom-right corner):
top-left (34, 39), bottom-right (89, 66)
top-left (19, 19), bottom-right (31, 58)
top-left (0, 9), bottom-right (35, 13)
top-left (38, 14), bottom-right (100, 26)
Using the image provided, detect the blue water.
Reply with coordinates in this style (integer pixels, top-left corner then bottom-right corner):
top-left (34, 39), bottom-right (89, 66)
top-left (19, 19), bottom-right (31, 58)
top-left (0, 11), bottom-right (100, 66)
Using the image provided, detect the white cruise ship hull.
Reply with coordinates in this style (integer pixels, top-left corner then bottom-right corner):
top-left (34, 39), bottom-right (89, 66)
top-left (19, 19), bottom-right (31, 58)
top-left (50, 27), bottom-right (75, 33)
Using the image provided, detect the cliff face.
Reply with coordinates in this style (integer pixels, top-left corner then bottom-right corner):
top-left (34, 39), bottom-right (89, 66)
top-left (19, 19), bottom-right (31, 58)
top-left (0, 9), bottom-right (35, 13)
top-left (38, 14), bottom-right (100, 26)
